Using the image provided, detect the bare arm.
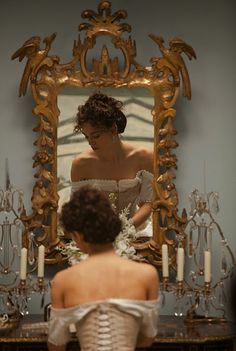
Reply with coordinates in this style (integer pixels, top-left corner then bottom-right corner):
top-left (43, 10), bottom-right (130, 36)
top-left (136, 265), bottom-right (159, 348)
top-left (71, 157), bottom-right (84, 182)
top-left (71, 151), bottom-right (98, 182)
top-left (146, 266), bottom-right (159, 300)
top-left (47, 274), bottom-right (67, 351)
top-left (130, 202), bottom-right (152, 228)
top-left (130, 147), bottom-right (154, 228)
top-left (50, 274), bottom-right (65, 308)
top-left (139, 147), bottom-right (153, 174)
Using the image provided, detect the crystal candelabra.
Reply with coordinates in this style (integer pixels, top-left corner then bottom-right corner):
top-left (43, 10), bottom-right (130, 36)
top-left (0, 159), bottom-right (47, 330)
top-left (160, 189), bottom-right (235, 322)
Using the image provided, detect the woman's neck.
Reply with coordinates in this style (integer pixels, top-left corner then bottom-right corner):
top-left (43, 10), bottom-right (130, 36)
top-left (87, 243), bottom-right (116, 256)
top-left (97, 137), bottom-right (126, 162)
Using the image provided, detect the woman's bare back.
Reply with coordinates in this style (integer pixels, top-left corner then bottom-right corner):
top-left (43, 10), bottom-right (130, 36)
top-left (54, 253), bottom-right (158, 308)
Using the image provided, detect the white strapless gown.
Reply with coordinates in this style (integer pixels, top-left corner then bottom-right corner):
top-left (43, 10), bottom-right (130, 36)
top-left (71, 170), bottom-right (153, 238)
top-left (48, 298), bottom-right (160, 351)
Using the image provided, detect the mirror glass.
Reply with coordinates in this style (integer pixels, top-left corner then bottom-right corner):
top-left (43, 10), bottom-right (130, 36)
top-left (57, 87), bottom-right (154, 210)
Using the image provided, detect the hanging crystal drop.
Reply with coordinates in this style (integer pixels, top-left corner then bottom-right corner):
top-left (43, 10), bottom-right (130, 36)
top-left (2, 218), bottom-right (11, 271)
top-left (2, 192), bottom-right (7, 212)
top-left (188, 224), bottom-right (196, 258)
top-left (4, 190), bottom-right (12, 212)
top-left (16, 223), bottom-right (22, 256)
top-left (207, 226), bottom-right (213, 251)
top-left (28, 232), bottom-right (36, 265)
top-left (188, 226), bottom-right (193, 258)
top-left (17, 191), bottom-right (24, 214)
top-left (211, 192), bottom-right (219, 215)
top-left (203, 224), bottom-right (208, 251)
top-left (203, 297), bottom-right (210, 318)
top-left (159, 290), bottom-right (166, 308)
top-left (189, 270), bottom-right (197, 283)
top-left (218, 290), bottom-right (223, 308)
top-left (218, 281), bottom-right (226, 307)
top-left (198, 224), bottom-right (205, 272)
top-left (221, 255), bottom-right (227, 276)
top-left (174, 297), bottom-right (184, 317)
top-left (220, 240), bottom-right (227, 275)
top-left (189, 193), bottom-right (195, 216)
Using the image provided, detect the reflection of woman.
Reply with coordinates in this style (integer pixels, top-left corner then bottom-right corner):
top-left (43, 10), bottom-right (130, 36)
top-left (71, 92), bottom-right (153, 237)
top-left (48, 186), bottom-right (160, 351)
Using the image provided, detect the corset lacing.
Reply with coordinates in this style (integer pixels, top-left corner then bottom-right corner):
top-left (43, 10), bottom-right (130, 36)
top-left (77, 304), bottom-right (140, 351)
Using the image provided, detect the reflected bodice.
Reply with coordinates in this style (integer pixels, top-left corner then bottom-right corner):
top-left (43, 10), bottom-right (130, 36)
top-left (71, 170), bottom-right (153, 219)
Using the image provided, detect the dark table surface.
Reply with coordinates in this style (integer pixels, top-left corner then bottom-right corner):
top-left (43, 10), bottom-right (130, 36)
top-left (0, 314), bottom-right (236, 344)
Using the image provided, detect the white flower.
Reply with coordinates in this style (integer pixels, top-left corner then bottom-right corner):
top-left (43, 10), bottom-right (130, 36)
top-left (61, 241), bottom-right (88, 263)
top-left (116, 240), bottom-right (129, 251)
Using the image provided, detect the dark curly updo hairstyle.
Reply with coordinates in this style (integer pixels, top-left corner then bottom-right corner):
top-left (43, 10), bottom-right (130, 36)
top-left (60, 185), bottom-right (122, 244)
top-left (74, 93), bottom-right (127, 134)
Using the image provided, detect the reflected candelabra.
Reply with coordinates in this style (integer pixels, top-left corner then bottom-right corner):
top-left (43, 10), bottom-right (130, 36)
top-left (161, 189), bottom-right (235, 322)
top-left (0, 159), bottom-right (47, 330)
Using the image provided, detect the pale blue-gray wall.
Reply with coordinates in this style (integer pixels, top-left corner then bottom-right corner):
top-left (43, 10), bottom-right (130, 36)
top-left (0, 0), bottom-right (235, 316)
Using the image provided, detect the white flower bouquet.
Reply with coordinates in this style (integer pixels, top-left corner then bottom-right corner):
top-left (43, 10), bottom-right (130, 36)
top-left (60, 204), bottom-right (142, 265)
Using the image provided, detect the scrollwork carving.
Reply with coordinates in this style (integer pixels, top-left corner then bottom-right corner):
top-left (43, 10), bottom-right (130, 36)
top-left (12, 0), bottom-right (196, 265)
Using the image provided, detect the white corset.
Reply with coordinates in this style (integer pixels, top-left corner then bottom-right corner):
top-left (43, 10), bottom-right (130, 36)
top-left (77, 304), bottom-right (140, 351)
top-left (48, 298), bottom-right (160, 351)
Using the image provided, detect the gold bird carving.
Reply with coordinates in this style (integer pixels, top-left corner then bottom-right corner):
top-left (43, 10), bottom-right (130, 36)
top-left (149, 34), bottom-right (196, 99)
top-left (11, 33), bottom-right (58, 97)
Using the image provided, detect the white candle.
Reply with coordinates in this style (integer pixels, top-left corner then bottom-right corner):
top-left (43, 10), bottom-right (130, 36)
top-left (204, 250), bottom-right (211, 283)
top-left (37, 245), bottom-right (45, 277)
top-left (177, 247), bottom-right (184, 281)
top-left (20, 248), bottom-right (27, 280)
top-left (161, 244), bottom-right (169, 277)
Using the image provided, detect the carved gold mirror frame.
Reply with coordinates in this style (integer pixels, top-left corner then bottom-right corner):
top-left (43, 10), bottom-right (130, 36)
top-left (12, 1), bottom-right (196, 265)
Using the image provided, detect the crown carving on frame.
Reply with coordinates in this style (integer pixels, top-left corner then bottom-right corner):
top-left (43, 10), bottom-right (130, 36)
top-left (79, 1), bottom-right (131, 35)
top-left (71, 0), bottom-right (140, 80)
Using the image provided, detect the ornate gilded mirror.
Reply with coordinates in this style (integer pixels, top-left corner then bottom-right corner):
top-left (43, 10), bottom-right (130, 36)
top-left (12, 1), bottom-right (196, 265)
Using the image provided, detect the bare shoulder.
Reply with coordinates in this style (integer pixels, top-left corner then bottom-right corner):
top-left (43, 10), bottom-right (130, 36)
top-left (50, 267), bottom-right (76, 308)
top-left (139, 147), bottom-right (153, 173)
top-left (51, 265), bottom-right (79, 290)
top-left (125, 142), bottom-right (153, 158)
top-left (71, 150), bottom-right (97, 181)
top-left (127, 143), bottom-right (153, 173)
top-left (138, 261), bottom-right (159, 281)
top-left (137, 262), bottom-right (159, 299)
top-left (122, 258), bottom-right (158, 281)
top-left (51, 268), bottom-right (68, 290)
